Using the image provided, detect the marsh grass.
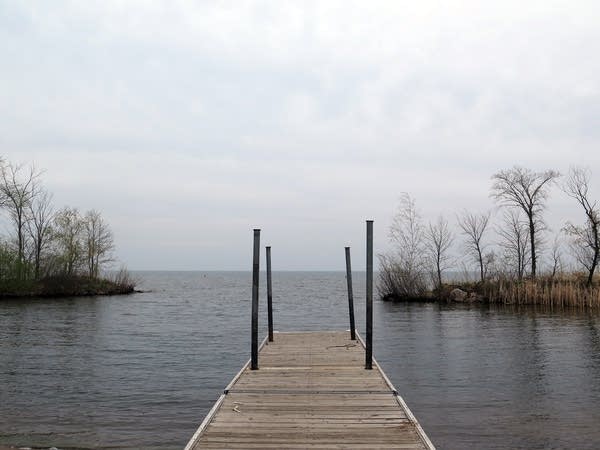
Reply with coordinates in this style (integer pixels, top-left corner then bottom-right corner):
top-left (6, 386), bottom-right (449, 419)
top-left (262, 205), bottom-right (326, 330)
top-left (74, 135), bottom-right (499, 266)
top-left (479, 275), bottom-right (600, 308)
top-left (381, 264), bottom-right (600, 308)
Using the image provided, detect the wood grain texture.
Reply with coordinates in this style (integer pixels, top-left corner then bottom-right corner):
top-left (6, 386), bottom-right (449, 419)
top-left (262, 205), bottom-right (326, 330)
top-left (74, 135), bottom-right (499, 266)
top-left (186, 331), bottom-right (435, 449)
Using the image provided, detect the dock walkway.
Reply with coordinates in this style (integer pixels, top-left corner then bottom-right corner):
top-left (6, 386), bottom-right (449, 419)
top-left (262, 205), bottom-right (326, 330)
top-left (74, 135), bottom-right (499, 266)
top-left (185, 331), bottom-right (435, 449)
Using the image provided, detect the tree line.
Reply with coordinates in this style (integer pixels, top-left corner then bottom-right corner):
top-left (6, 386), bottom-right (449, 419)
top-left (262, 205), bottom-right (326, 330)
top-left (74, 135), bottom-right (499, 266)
top-left (0, 158), bottom-right (115, 285)
top-left (380, 166), bottom-right (600, 300)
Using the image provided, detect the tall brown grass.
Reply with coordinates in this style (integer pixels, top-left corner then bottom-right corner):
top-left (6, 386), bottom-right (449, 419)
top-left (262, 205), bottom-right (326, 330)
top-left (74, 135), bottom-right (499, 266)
top-left (479, 275), bottom-right (600, 308)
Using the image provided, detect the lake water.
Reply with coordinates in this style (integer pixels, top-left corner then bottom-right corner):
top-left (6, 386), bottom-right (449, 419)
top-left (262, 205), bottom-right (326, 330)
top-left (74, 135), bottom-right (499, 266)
top-left (1, 271), bottom-right (600, 450)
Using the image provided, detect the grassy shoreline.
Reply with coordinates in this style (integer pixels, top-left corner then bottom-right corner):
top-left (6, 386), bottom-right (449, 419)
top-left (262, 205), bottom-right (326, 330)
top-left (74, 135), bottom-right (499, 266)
top-left (382, 275), bottom-right (600, 308)
top-left (0, 274), bottom-right (136, 299)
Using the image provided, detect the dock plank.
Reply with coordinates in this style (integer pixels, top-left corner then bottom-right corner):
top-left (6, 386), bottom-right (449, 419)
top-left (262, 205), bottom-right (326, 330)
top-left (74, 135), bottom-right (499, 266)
top-left (185, 331), bottom-right (435, 449)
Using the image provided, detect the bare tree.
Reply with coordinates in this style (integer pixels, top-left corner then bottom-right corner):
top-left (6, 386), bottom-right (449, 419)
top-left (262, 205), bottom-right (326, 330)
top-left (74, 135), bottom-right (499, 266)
top-left (26, 185), bottom-right (54, 279)
top-left (457, 210), bottom-right (491, 282)
top-left (388, 193), bottom-right (427, 275)
top-left (53, 207), bottom-right (84, 276)
top-left (482, 250), bottom-right (498, 280)
top-left (563, 167), bottom-right (599, 285)
top-left (497, 209), bottom-right (530, 280)
top-left (0, 158), bottom-right (125, 288)
top-left (549, 234), bottom-right (564, 279)
top-left (83, 210), bottom-right (114, 278)
top-left (490, 166), bottom-right (560, 278)
top-left (425, 216), bottom-right (454, 289)
top-left (379, 193), bottom-right (428, 299)
top-left (0, 163), bottom-right (40, 279)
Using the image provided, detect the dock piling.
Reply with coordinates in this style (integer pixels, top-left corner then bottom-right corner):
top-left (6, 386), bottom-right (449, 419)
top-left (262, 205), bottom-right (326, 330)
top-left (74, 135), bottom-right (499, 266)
top-left (365, 220), bottom-right (373, 370)
top-left (251, 229), bottom-right (260, 370)
top-left (266, 246), bottom-right (273, 342)
top-left (344, 247), bottom-right (356, 340)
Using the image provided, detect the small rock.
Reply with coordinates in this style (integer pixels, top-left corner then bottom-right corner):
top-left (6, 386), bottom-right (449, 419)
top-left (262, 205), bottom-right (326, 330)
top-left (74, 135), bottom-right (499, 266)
top-left (449, 288), bottom-right (468, 302)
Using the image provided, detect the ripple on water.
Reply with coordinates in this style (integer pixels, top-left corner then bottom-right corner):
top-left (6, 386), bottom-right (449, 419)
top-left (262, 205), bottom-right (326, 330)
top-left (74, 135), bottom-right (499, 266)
top-left (1, 271), bottom-right (600, 450)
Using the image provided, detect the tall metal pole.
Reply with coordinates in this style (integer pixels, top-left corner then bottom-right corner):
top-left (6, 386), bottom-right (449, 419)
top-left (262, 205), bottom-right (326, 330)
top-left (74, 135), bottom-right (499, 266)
top-left (365, 220), bottom-right (373, 370)
top-left (266, 246), bottom-right (273, 342)
top-left (345, 247), bottom-right (356, 340)
top-left (251, 229), bottom-right (260, 370)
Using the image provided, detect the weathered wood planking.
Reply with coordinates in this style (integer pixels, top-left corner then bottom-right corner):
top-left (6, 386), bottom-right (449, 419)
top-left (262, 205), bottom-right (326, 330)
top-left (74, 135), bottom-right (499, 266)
top-left (185, 331), bottom-right (435, 449)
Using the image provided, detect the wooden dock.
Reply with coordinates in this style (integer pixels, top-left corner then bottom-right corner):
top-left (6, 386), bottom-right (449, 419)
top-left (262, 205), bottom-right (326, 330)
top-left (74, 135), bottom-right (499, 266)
top-left (184, 331), bottom-right (435, 449)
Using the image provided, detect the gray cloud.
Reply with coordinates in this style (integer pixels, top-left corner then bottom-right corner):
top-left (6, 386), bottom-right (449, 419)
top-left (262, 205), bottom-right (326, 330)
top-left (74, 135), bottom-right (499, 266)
top-left (1, 1), bottom-right (599, 269)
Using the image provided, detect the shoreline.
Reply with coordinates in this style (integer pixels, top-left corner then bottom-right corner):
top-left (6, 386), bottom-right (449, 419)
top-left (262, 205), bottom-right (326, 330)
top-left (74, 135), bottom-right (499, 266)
top-left (0, 275), bottom-right (136, 300)
top-left (0, 447), bottom-right (63, 450)
top-left (0, 286), bottom-right (137, 300)
top-left (380, 277), bottom-right (600, 308)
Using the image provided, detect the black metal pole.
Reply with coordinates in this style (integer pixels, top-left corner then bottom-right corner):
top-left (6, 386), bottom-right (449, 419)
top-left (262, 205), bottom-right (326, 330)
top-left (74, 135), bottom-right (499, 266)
top-left (345, 247), bottom-right (356, 340)
top-left (266, 246), bottom-right (273, 342)
top-left (251, 229), bottom-right (260, 370)
top-left (365, 220), bottom-right (373, 370)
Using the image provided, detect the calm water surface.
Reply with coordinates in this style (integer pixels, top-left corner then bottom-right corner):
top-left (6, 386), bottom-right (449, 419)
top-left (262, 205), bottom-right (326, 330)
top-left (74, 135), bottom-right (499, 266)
top-left (1, 271), bottom-right (600, 449)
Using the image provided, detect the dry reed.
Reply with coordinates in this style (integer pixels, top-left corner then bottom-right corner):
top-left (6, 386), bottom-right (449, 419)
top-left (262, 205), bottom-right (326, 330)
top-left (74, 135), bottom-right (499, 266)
top-left (480, 276), bottom-right (600, 308)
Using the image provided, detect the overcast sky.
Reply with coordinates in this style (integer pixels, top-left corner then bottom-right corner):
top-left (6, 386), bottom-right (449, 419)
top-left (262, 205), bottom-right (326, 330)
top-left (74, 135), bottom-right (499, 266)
top-left (1, 1), bottom-right (600, 270)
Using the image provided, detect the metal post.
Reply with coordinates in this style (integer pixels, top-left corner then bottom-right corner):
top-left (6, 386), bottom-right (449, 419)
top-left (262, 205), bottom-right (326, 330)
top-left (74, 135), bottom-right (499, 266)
top-left (251, 229), bottom-right (260, 370)
top-left (345, 247), bottom-right (356, 340)
top-left (266, 246), bottom-right (273, 342)
top-left (365, 220), bottom-right (373, 370)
